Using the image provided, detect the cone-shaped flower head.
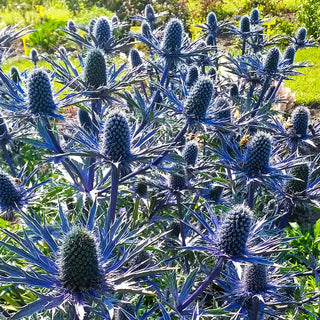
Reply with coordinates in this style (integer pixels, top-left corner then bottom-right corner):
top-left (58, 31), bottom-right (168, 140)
top-left (111, 15), bottom-right (119, 26)
top-left (206, 34), bottom-right (214, 46)
top-left (78, 109), bottom-right (93, 133)
top-left (89, 18), bottom-right (96, 33)
top-left (30, 48), bottom-right (38, 64)
top-left (135, 182), bottom-right (148, 198)
top-left (296, 27), bottom-right (307, 44)
top-left (185, 66), bottom-right (199, 88)
top-left (183, 141), bottom-right (198, 166)
top-left (168, 164), bottom-right (186, 190)
top-left (243, 263), bottom-right (268, 293)
top-left (0, 171), bottom-right (22, 210)
top-left (83, 49), bottom-right (107, 88)
top-left (27, 68), bottom-right (56, 115)
top-left (141, 21), bottom-right (151, 39)
top-left (292, 106), bottom-right (309, 137)
top-left (216, 98), bottom-right (231, 121)
top-left (184, 77), bottom-right (214, 121)
top-left (283, 45), bottom-right (296, 65)
top-left (207, 12), bottom-right (218, 31)
top-left (103, 112), bottom-right (131, 162)
top-left (67, 19), bottom-right (77, 32)
top-left (207, 184), bottom-right (224, 202)
top-left (129, 49), bottom-right (143, 69)
top-left (94, 17), bottom-right (112, 50)
top-left (285, 164), bottom-right (309, 195)
top-left (230, 84), bottom-right (239, 98)
top-left (240, 15), bottom-right (250, 33)
top-left (263, 47), bottom-right (280, 74)
top-left (145, 4), bottom-right (156, 24)
top-left (9, 66), bottom-right (20, 83)
top-left (250, 8), bottom-right (260, 25)
top-left (161, 18), bottom-right (183, 53)
top-left (59, 227), bottom-right (103, 292)
top-left (244, 132), bottom-right (272, 176)
top-left (217, 204), bottom-right (252, 257)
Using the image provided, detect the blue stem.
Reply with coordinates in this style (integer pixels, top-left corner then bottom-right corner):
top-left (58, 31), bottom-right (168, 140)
top-left (1, 144), bottom-right (16, 176)
top-left (278, 204), bottom-right (293, 229)
top-left (253, 76), bottom-right (270, 114)
top-left (268, 75), bottom-right (283, 102)
top-left (107, 163), bottom-right (119, 229)
top-left (177, 257), bottom-right (225, 312)
top-left (247, 181), bottom-right (257, 209)
top-left (242, 38), bottom-right (246, 55)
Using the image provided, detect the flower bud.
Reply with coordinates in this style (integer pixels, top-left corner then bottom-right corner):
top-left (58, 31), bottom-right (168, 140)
top-left (292, 106), bottom-right (309, 137)
top-left (283, 45), bottom-right (296, 65)
top-left (129, 49), bottom-right (143, 69)
top-left (263, 47), bottom-right (280, 74)
top-left (145, 4), bottom-right (156, 24)
top-left (206, 12), bottom-right (218, 31)
top-left (141, 21), bottom-right (151, 39)
top-left (183, 141), bottom-right (198, 166)
top-left (285, 164), bottom-right (309, 195)
top-left (0, 172), bottom-right (22, 210)
top-left (168, 164), bottom-right (186, 190)
top-left (9, 66), bottom-right (20, 83)
top-left (240, 15), bottom-right (250, 33)
top-left (243, 263), bottom-right (268, 293)
top-left (83, 49), bottom-right (107, 88)
top-left (67, 19), bottom-right (77, 33)
top-left (94, 17), bottom-right (112, 50)
top-left (185, 66), bottom-right (199, 88)
top-left (250, 8), bottom-right (260, 25)
top-left (162, 18), bottom-right (183, 53)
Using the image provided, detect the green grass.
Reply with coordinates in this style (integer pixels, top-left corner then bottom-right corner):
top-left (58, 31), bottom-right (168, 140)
top-left (285, 47), bottom-right (320, 105)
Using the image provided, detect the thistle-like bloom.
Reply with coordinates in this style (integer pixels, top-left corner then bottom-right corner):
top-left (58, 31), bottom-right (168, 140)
top-left (129, 48), bottom-right (143, 69)
top-left (292, 106), bottom-right (309, 137)
top-left (27, 68), bottom-right (56, 116)
top-left (263, 46), bottom-right (280, 74)
top-left (215, 98), bottom-right (231, 122)
top-left (183, 141), bottom-right (198, 166)
top-left (161, 18), bottom-right (183, 54)
top-left (185, 66), bottom-right (199, 88)
top-left (0, 116), bottom-right (11, 145)
top-left (168, 164), bottom-right (187, 191)
top-left (83, 49), bottom-right (107, 88)
top-left (287, 27), bottom-right (317, 50)
top-left (184, 77), bottom-right (213, 121)
top-left (93, 16), bottom-right (112, 51)
top-left (145, 4), bottom-right (156, 26)
top-left (250, 8), bottom-right (260, 26)
top-left (240, 15), bottom-right (250, 34)
top-left (283, 45), bottom-right (296, 65)
top-left (284, 164), bottom-right (309, 196)
top-left (78, 108), bottom-right (93, 133)
top-left (9, 66), bottom-right (20, 83)
top-left (29, 48), bottom-right (39, 65)
top-left (67, 19), bottom-right (77, 33)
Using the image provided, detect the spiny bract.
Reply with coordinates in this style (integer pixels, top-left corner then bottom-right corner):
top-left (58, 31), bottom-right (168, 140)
top-left (217, 204), bottom-right (252, 257)
top-left (292, 106), bottom-right (309, 137)
top-left (184, 77), bottom-right (214, 121)
top-left (27, 68), bottom-right (56, 115)
top-left (83, 49), bottom-right (107, 88)
top-left (161, 18), bottom-right (183, 53)
top-left (263, 47), bottom-right (280, 74)
top-left (0, 171), bottom-right (21, 210)
top-left (183, 141), bottom-right (199, 166)
top-left (59, 227), bottom-right (103, 292)
top-left (243, 263), bottom-right (268, 293)
top-left (285, 164), bottom-right (309, 195)
top-left (103, 112), bottom-right (131, 162)
top-left (244, 132), bottom-right (272, 176)
top-left (94, 16), bottom-right (112, 50)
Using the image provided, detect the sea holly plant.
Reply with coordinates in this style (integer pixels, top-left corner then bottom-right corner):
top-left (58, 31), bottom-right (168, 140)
top-left (0, 4), bottom-right (319, 320)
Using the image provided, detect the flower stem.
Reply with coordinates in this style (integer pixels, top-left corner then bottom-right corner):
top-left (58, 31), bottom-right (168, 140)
top-left (242, 38), bottom-right (246, 55)
top-left (177, 257), bottom-right (225, 312)
top-left (253, 76), bottom-right (270, 112)
top-left (247, 181), bottom-right (257, 209)
top-left (268, 75), bottom-right (283, 102)
top-left (107, 163), bottom-right (119, 229)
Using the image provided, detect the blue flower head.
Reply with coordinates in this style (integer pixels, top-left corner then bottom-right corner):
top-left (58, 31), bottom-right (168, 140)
top-left (230, 84), bottom-right (239, 99)
top-left (250, 8), bottom-right (260, 25)
top-left (30, 48), bottom-right (38, 65)
top-left (67, 19), bottom-right (77, 33)
top-left (135, 181), bottom-right (148, 198)
top-left (103, 112), bottom-right (131, 163)
top-left (83, 49), bottom-right (107, 88)
top-left (240, 15), bottom-right (250, 33)
top-left (27, 68), bottom-right (56, 115)
top-left (185, 66), bottom-right (199, 88)
top-left (161, 18), bottom-right (183, 54)
top-left (111, 15), bottom-right (119, 26)
top-left (78, 108), bottom-right (93, 133)
top-left (217, 204), bottom-right (252, 257)
top-left (207, 67), bottom-right (217, 80)
top-left (243, 263), bottom-right (267, 293)
top-left (145, 4), bottom-right (156, 25)
top-left (129, 48), bottom-right (143, 69)
top-left (183, 141), bottom-right (198, 166)
top-left (59, 227), bottom-right (103, 292)
top-left (0, 171), bottom-right (22, 212)
top-left (141, 21), bottom-right (151, 39)
top-left (168, 164), bottom-right (186, 190)
top-left (296, 27), bottom-right (307, 45)
top-left (206, 34), bottom-right (214, 46)
top-left (284, 164), bottom-right (309, 195)
top-left (216, 98), bottom-right (231, 122)
top-left (292, 106), bottom-right (309, 137)
top-left (89, 18), bottom-right (96, 33)
top-left (283, 45), bottom-right (296, 65)
top-left (263, 47), bottom-right (280, 74)
top-left (244, 132), bottom-right (272, 176)
top-left (206, 12), bottom-right (218, 31)
top-left (9, 66), bottom-right (20, 83)
top-left (94, 17), bottom-right (112, 50)
top-left (184, 77), bottom-right (214, 121)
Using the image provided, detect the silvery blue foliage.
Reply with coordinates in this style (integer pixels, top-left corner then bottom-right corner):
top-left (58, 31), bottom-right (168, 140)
top-left (0, 116), bottom-right (10, 144)
top-left (27, 68), bottom-right (56, 115)
top-left (292, 106), bottom-right (309, 137)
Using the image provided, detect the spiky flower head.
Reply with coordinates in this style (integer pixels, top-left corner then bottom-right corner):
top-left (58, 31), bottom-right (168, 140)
top-left (263, 47), bottom-right (280, 74)
top-left (141, 21), bottom-right (151, 39)
top-left (185, 66), bottom-right (199, 88)
top-left (111, 15), bottom-right (119, 26)
top-left (161, 18), bottom-right (183, 53)
top-left (206, 184), bottom-right (223, 202)
top-left (78, 109), bottom-right (93, 133)
top-left (216, 98), bottom-right (231, 121)
top-left (230, 84), bottom-right (239, 98)
top-left (168, 164), bottom-right (186, 190)
top-left (250, 8), bottom-right (260, 25)
top-left (9, 66), bottom-right (20, 83)
top-left (283, 45), bottom-right (296, 65)
top-left (292, 106), bottom-right (309, 137)
top-left (94, 17), bottom-right (112, 50)
top-left (129, 49), bottom-right (143, 69)
top-left (89, 18), bottom-right (96, 33)
top-left (183, 141), bottom-right (198, 166)
top-left (240, 15), bottom-right (250, 33)
top-left (30, 48), bottom-right (38, 64)
top-left (184, 77), bottom-right (214, 121)
top-left (296, 27), bottom-right (307, 44)
top-left (83, 49), bottom-right (107, 88)
top-left (0, 171), bottom-right (22, 211)
top-left (217, 204), bottom-right (252, 257)
top-left (145, 4), bottom-right (156, 24)
top-left (206, 12), bottom-right (218, 30)
top-left (59, 227), bottom-right (103, 292)
top-left (244, 132), bottom-right (272, 176)
top-left (27, 68), bottom-right (56, 115)
top-left (206, 34), bottom-right (214, 46)
top-left (243, 263), bottom-right (268, 293)
top-left (67, 19), bottom-right (77, 33)
top-left (285, 164), bottom-right (309, 195)
top-left (135, 182), bottom-right (148, 198)
top-left (103, 112), bottom-right (131, 163)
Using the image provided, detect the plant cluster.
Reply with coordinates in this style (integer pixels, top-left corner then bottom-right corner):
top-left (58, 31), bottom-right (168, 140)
top-left (0, 5), bottom-right (319, 320)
